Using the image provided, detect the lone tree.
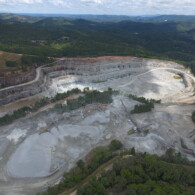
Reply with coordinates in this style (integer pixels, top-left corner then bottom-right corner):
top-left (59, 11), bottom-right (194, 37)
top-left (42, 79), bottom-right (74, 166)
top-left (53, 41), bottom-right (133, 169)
top-left (109, 140), bottom-right (123, 151)
top-left (131, 147), bottom-right (136, 155)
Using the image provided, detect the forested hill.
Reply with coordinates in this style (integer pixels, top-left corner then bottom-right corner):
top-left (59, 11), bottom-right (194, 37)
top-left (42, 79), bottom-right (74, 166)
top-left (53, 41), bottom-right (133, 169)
top-left (0, 16), bottom-right (195, 73)
top-left (39, 142), bottom-right (195, 195)
top-left (2, 13), bottom-right (195, 23)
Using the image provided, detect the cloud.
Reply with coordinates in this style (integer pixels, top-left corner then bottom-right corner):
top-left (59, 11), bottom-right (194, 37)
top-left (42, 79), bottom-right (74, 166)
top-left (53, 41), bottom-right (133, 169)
top-left (49, 0), bottom-right (71, 7)
top-left (80, 0), bottom-right (104, 4)
top-left (0, 0), bottom-right (43, 4)
top-left (1, 0), bottom-right (195, 15)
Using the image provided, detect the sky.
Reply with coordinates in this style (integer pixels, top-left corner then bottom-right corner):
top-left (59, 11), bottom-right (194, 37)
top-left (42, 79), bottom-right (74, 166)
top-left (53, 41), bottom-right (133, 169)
top-left (0, 0), bottom-right (195, 15)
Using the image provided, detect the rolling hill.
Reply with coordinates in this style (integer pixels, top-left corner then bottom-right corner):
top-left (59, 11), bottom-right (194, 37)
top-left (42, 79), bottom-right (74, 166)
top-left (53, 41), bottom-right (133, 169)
top-left (0, 15), bottom-right (195, 73)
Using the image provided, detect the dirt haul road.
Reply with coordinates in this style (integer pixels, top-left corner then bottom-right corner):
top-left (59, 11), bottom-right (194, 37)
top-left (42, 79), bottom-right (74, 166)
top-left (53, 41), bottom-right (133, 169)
top-left (0, 57), bottom-right (194, 195)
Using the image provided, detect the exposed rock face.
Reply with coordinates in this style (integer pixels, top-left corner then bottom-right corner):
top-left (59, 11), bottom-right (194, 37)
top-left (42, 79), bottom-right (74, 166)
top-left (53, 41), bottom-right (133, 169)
top-left (0, 69), bottom-right (36, 88)
top-left (0, 57), bottom-right (194, 195)
top-left (0, 57), bottom-right (186, 106)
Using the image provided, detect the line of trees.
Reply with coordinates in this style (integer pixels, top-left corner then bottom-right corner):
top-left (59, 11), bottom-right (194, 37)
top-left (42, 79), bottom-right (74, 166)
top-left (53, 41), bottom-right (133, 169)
top-left (54, 88), bottom-right (115, 112)
top-left (0, 106), bottom-right (31, 126)
top-left (128, 94), bottom-right (161, 104)
top-left (0, 88), bottom-right (115, 126)
top-left (128, 94), bottom-right (160, 114)
top-left (0, 88), bottom-right (82, 126)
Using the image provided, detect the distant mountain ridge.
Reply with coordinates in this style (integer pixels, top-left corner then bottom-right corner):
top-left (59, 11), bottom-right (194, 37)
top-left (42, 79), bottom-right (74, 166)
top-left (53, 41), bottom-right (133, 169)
top-left (1, 13), bottom-right (195, 23)
top-left (0, 14), bottom-right (195, 75)
top-left (0, 13), bottom-right (43, 23)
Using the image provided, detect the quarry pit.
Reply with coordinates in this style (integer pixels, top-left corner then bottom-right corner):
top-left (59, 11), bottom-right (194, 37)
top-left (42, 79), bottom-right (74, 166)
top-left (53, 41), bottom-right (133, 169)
top-left (0, 56), bottom-right (194, 194)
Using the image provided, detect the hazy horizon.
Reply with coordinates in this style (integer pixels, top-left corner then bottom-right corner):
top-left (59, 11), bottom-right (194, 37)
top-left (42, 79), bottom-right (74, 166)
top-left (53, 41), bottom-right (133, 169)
top-left (1, 13), bottom-right (195, 18)
top-left (0, 12), bottom-right (162, 17)
top-left (1, 0), bottom-right (195, 16)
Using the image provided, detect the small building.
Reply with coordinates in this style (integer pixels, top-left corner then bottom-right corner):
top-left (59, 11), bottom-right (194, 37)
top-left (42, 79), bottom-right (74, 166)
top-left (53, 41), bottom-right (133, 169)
top-left (60, 36), bottom-right (70, 41)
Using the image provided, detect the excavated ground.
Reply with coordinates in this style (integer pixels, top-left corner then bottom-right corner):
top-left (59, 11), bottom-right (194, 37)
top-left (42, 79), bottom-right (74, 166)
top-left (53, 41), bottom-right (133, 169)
top-left (0, 56), bottom-right (194, 195)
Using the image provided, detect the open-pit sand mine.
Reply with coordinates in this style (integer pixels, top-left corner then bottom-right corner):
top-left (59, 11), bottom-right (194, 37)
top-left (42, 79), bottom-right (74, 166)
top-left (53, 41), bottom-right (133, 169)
top-left (0, 56), bottom-right (194, 194)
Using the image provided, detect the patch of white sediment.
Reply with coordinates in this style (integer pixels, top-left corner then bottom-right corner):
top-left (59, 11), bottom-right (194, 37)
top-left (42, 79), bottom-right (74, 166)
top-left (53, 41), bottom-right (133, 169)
top-left (80, 110), bottom-right (110, 125)
top-left (6, 124), bottom-right (105, 178)
top-left (126, 133), bottom-right (166, 154)
top-left (7, 133), bottom-right (57, 178)
top-left (37, 121), bottom-right (47, 129)
top-left (7, 128), bottom-right (27, 144)
top-left (45, 76), bottom-right (92, 97)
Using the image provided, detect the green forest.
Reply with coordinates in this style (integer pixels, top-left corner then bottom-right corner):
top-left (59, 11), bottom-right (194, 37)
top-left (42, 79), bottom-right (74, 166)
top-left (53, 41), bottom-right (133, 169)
top-left (1, 13), bottom-right (195, 195)
top-left (38, 141), bottom-right (195, 195)
top-left (0, 15), bottom-right (195, 74)
top-left (77, 151), bottom-right (195, 195)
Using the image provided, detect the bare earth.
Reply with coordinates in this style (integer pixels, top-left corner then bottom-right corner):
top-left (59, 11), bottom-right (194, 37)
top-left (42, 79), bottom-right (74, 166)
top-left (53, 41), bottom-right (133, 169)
top-left (0, 57), bottom-right (194, 194)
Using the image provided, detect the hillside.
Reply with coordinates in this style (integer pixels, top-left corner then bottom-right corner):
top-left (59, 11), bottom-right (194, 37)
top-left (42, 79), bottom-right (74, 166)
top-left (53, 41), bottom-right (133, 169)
top-left (0, 13), bottom-right (43, 23)
top-left (39, 143), bottom-right (195, 195)
top-left (0, 16), bottom-right (195, 74)
top-left (0, 51), bottom-right (22, 70)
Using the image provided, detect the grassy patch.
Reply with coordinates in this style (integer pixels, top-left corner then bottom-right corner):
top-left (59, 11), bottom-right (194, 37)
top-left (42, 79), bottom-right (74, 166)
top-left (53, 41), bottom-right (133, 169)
top-left (51, 43), bottom-right (70, 49)
top-left (127, 130), bottom-right (135, 135)
top-left (173, 75), bottom-right (182, 79)
top-left (0, 51), bottom-right (21, 70)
